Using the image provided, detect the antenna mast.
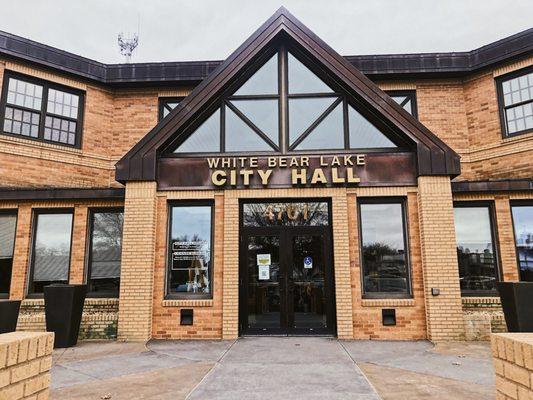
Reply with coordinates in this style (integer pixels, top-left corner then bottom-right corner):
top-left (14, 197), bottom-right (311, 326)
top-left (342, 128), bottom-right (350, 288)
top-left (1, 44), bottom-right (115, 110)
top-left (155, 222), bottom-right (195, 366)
top-left (117, 32), bottom-right (139, 63)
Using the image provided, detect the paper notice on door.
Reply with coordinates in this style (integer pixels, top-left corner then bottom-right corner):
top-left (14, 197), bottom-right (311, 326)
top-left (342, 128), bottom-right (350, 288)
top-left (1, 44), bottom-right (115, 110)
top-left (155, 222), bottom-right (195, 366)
top-left (257, 253), bottom-right (271, 266)
top-left (258, 264), bottom-right (270, 280)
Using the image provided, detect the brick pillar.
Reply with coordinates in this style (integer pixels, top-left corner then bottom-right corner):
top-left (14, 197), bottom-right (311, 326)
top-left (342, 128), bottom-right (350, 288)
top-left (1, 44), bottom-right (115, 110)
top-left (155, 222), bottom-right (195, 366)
top-left (222, 195), bottom-right (239, 339)
top-left (331, 190), bottom-right (354, 339)
top-left (10, 205), bottom-right (32, 300)
top-left (117, 182), bottom-right (157, 341)
top-left (494, 196), bottom-right (519, 282)
top-left (417, 176), bottom-right (464, 341)
top-left (69, 206), bottom-right (88, 285)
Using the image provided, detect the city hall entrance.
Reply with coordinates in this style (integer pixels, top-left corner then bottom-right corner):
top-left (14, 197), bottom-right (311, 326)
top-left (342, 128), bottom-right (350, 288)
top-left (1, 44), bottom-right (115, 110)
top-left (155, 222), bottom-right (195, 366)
top-left (239, 200), bottom-right (336, 336)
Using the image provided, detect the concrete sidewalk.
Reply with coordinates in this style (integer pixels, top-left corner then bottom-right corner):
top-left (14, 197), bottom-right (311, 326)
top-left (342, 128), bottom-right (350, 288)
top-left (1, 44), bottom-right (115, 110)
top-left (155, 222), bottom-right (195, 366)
top-left (50, 338), bottom-right (494, 399)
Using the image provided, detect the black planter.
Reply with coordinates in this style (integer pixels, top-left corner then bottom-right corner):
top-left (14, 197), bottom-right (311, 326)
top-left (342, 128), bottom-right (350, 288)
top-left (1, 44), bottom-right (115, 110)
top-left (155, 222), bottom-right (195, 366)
top-left (0, 300), bottom-right (21, 333)
top-left (497, 281), bottom-right (533, 332)
top-left (44, 284), bottom-right (87, 348)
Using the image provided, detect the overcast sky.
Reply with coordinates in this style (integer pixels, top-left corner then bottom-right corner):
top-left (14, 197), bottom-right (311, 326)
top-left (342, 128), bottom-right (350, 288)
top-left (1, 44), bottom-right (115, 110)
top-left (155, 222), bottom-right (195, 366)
top-left (1, 0), bottom-right (532, 64)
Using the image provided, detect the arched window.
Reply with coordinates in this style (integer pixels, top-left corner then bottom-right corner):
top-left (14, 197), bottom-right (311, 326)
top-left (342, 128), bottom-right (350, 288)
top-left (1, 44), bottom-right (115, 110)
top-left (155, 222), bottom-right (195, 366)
top-left (172, 48), bottom-right (399, 154)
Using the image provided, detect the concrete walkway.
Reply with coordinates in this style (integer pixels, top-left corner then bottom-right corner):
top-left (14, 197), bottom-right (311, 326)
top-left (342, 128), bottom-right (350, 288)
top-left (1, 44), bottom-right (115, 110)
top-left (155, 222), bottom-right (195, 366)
top-left (50, 338), bottom-right (494, 399)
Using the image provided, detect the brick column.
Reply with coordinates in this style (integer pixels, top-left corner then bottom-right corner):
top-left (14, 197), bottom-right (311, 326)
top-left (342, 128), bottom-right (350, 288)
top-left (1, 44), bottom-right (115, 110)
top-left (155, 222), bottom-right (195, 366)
top-left (222, 195), bottom-right (239, 339)
top-left (494, 196), bottom-right (520, 282)
top-left (10, 205), bottom-right (32, 300)
top-left (417, 176), bottom-right (464, 341)
top-left (331, 191), bottom-right (354, 339)
top-left (117, 182), bottom-right (157, 341)
top-left (69, 206), bottom-right (88, 285)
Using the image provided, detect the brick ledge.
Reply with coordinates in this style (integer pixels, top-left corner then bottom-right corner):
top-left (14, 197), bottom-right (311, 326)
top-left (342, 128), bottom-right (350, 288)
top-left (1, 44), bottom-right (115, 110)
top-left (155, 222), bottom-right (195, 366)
top-left (161, 299), bottom-right (214, 308)
top-left (361, 298), bottom-right (415, 307)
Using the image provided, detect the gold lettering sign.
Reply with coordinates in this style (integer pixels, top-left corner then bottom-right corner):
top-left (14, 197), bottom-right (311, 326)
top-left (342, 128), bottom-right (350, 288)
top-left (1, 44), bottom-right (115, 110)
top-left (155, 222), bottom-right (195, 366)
top-left (207, 155), bottom-right (365, 187)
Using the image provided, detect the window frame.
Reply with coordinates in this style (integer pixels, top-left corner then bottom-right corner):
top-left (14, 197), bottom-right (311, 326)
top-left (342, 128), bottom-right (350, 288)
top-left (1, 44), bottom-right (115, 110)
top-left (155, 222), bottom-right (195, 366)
top-left (385, 90), bottom-right (418, 119)
top-left (165, 200), bottom-right (215, 300)
top-left (0, 209), bottom-right (18, 299)
top-left (357, 197), bottom-right (412, 299)
top-left (496, 66), bottom-right (533, 138)
top-left (453, 201), bottom-right (502, 297)
top-left (85, 207), bottom-right (124, 298)
top-left (510, 200), bottom-right (533, 281)
top-left (158, 96), bottom-right (185, 121)
top-left (0, 71), bottom-right (85, 148)
top-left (163, 45), bottom-right (412, 156)
top-left (27, 208), bottom-right (74, 298)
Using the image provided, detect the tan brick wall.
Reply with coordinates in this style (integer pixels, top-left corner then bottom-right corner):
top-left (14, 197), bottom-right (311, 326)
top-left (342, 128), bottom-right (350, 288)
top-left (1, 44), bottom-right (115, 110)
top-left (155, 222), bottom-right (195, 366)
top-left (0, 331), bottom-right (53, 400)
top-left (117, 182), bottom-right (158, 341)
top-left (417, 176), bottom-right (464, 341)
top-left (491, 333), bottom-right (533, 399)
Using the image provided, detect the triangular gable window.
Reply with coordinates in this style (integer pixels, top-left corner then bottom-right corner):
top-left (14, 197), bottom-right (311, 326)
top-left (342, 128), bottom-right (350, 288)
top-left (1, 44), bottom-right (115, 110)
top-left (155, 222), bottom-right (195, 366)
top-left (170, 48), bottom-right (400, 154)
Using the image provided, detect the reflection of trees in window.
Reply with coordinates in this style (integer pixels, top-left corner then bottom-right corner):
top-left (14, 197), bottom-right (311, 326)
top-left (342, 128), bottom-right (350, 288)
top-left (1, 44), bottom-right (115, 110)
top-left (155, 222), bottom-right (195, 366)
top-left (362, 242), bottom-right (407, 293)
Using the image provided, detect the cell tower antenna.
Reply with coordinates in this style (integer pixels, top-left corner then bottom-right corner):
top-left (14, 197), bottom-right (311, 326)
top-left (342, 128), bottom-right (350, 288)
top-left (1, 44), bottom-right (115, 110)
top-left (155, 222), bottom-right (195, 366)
top-left (117, 22), bottom-right (139, 63)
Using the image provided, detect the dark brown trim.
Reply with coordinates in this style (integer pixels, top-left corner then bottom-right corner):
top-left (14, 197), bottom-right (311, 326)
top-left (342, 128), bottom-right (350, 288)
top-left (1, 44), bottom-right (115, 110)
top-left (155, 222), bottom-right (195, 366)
top-left (158, 96), bottom-right (185, 121)
top-left (0, 188), bottom-right (125, 202)
top-left (385, 90), bottom-right (418, 120)
top-left (451, 179), bottom-right (533, 193)
top-left (357, 197), bottom-right (413, 299)
top-left (453, 201), bottom-right (502, 297)
top-left (0, 25), bottom-right (531, 85)
top-left (0, 71), bottom-right (85, 149)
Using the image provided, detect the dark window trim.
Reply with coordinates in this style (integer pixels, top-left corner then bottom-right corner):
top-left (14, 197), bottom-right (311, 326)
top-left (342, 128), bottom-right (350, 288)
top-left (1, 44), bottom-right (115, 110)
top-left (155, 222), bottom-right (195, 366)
top-left (385, 90), bottom-right (418, 119)
top-left (165, 200), bottom-right (215, 300)
top-left (27, 208), bottom-right (74, 298)
top-left (0, 71), bottom-right (85, 148)
top-left (453, 201), bottom-right (502, 297)
top-left (357, 197), bottom-right (413, 299)
top-left (158, 96), bottom-right (185, 121)
top-left (495, 65), bottom-right (533, 138)
top-left (0, 209), bottom-right (18, 298)
top-left (85, 207), bottom-right (124, 298)
top-left (509, 200), bottom-right (533, 282)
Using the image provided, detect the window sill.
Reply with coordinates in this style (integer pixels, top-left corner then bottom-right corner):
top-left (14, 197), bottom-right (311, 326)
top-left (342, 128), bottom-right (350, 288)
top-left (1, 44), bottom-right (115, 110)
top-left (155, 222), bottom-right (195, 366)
top-left (361, 298), bottom-right (415, 307)
top-left (462, 296), bottom-right (501, 305)
top-left (162, 299), bottom-right (213, 308)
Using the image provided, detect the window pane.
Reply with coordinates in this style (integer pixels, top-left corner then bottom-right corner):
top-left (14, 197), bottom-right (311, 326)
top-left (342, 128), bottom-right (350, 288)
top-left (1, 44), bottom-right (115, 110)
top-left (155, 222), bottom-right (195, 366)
top-left (295, 103), bottom-right (344, 150)
top-left (47, 88), bottom-right (79, 119)
top-left (349, 105), bottom-right (396, 148)
top-left (230, 99), bottom-right (279, 146)
top-left (174, 109), bottom-right (220, 153)
top-left (31, 213), bottom-right (73, 293)
top-left (288, 53), bottom-right (333, 94)
top-left (454, 206), bottom-right (498, 292)
top-left (243, 202), bottom-right (329, 227)
top-left (390, 95), bottom-right (414, 116)
top-left (502, 71), bottom-right (533, 106)
top-left (506, 102), bottom-right (533, 134)
top-left (225, 107), bottom-right (273, 152)
top-left (3, 107), bottom-right (40, 138)
top-left (44, 116), bottom-right (76, 145)
top-left (288, 97), bottom-right (336, 145)
top-left (0, 214), bottom-right (17, 295)
top-left (88, 211), bottom-right (124, 295)
top-left (6, 78), bottom-right (43, 111)
top-left (512, 205), bottom-right (533, 282)
top-left (234, 54), bottom-right (278, 96)
top-left (360, 203), bottom-right (408, 294)
top-left (169, 206), bottom-right (212, 296)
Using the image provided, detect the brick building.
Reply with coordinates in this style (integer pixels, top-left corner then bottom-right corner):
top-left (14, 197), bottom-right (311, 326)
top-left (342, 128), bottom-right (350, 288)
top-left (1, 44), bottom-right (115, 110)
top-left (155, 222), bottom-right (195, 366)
top-left (0, 8), bottom-right (531, 341)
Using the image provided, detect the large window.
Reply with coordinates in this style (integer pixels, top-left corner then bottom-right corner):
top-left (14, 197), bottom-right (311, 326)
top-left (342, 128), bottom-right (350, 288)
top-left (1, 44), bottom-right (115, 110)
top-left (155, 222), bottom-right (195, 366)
top-left (0, 212), bottom-right (17, 298)
top-left (358, 200), bottom-right (410, 297)
top-left (169, 48), bottom-right (402, 154)
top-left (0, 73), bottom-right (84, 147)
top-left (158, 97), bottom-right (184, 120)
top-left (167, 203), bottom-right (213, 298)
top-left (386, 90), bottom-right (418, 119)
top-left (453, 204), bottom-right (499, 295)
top-left (29, 210), bottom-right (73, 295)
top-left (497, 67), bottom-right (533, 137)
top-left (511, 202), bottom-right (533, 282)
top-left (87, 209), bottom-right (124, 297)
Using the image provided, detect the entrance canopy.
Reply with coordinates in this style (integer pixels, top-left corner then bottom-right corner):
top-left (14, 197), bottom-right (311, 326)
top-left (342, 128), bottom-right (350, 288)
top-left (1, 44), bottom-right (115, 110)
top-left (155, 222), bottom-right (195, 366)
top-left (116, 7), bottom-right (460, 184)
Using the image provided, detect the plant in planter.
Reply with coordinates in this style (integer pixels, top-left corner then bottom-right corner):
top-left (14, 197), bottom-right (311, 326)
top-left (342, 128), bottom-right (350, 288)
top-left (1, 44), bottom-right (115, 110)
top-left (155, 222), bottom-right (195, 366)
top-left (497, 281), bottom-right (533, 332)
top-left (0, 300), bottom-right (21, 333)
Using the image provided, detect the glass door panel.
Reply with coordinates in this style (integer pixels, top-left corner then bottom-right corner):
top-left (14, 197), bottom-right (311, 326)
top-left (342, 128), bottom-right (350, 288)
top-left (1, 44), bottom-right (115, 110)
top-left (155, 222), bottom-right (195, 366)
top-left (245, 235), bottom-right (283, 333)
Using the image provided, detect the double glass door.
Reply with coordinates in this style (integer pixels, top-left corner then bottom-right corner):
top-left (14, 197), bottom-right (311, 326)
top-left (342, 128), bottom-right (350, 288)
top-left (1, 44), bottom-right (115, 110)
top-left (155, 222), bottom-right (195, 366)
top-left (240, 227), bottom-right (335, 335)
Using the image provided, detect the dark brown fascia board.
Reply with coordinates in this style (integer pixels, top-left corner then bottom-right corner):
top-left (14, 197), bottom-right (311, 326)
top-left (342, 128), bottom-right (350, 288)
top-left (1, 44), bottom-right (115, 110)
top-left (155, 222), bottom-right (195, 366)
top-left (0, 187), bottom-right (125, 202)
top-left (115, 7), bottom-right (460, 182)
top-left (452, 179), bottom-right (533, 193)
top-left (0, 24), bottom-right (531, 85)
